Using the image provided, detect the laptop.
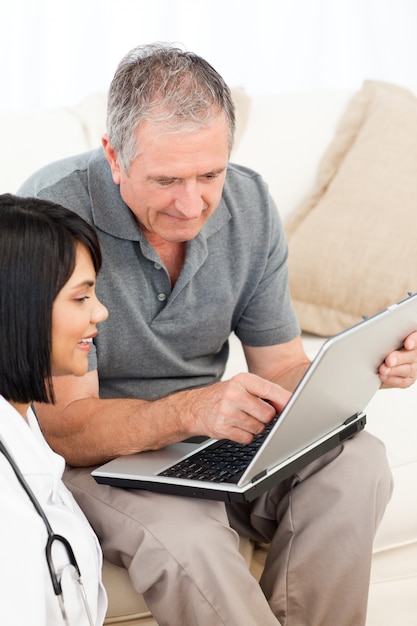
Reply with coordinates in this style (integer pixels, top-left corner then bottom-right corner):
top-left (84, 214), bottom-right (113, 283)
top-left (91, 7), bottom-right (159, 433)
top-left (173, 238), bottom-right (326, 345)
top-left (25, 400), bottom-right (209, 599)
top-left (92, 292), bottom-right (417, 502)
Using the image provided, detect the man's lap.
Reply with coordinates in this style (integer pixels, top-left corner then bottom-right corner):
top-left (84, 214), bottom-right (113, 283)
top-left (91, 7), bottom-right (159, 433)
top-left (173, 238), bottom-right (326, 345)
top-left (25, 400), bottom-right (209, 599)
top-left (63, 431), bottom-right (391, 624)
top-left (64, 430), bottom-right (390, 565)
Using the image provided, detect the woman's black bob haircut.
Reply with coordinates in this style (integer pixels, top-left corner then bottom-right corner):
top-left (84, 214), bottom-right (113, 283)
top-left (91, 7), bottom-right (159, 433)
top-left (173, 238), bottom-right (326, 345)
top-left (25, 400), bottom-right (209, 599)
top-left (0, 193), bottom-right (102, 404)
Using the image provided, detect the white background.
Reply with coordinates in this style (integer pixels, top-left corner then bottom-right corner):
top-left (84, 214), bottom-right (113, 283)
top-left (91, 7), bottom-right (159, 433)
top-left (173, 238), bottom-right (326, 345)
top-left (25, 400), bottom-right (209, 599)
top-left (1, 0), bottom-right (416, 113)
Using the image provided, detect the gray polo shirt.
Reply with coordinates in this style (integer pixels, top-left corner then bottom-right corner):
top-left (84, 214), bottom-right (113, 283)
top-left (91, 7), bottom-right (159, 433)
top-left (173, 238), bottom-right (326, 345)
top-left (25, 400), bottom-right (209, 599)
top-left (19, 148), bottom-right (300, 400)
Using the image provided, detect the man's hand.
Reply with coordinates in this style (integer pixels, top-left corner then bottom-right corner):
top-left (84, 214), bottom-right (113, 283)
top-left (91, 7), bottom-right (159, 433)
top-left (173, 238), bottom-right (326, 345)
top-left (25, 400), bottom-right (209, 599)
top-left (379, 331), bottom-right (417, 388)
top-left (188, 372), bottom-right (292, 444)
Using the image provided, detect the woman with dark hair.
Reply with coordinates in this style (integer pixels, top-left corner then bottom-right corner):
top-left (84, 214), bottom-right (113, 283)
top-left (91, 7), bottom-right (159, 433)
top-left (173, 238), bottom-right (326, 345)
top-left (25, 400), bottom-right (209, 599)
top-left (0, 194), bottom-right (108, 625)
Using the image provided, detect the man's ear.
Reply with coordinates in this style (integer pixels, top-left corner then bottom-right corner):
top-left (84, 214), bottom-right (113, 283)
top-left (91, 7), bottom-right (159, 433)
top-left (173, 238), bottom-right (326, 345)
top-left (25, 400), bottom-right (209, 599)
top-left (102, 134), bottom-right (122, 184)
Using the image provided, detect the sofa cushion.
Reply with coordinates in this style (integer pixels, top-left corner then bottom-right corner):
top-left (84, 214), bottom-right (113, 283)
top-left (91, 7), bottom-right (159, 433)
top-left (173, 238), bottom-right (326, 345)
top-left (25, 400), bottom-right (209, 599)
top-left (0, 108), bottom-right (91, 194)
top-left (102, 559), bottom-right (153, 625)
top-left (285, 80), bottom-right (417, 335)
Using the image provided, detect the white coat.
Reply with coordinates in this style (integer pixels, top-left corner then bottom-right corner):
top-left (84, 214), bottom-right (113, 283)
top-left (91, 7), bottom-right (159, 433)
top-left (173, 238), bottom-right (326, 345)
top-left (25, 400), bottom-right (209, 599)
top-left (0, 395), bottom-right (107, 625)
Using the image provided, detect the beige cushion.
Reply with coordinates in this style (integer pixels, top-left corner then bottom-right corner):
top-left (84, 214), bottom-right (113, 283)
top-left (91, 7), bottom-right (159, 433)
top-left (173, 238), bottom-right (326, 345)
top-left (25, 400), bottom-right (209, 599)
top-left (231, 87), bottom-right (250, 150)
top-left (285, 80), bottom-right (417, 336)
top-left (103, 559), bottom-right (154, 625)
top-left (0, 108), bottom-right (90, 194)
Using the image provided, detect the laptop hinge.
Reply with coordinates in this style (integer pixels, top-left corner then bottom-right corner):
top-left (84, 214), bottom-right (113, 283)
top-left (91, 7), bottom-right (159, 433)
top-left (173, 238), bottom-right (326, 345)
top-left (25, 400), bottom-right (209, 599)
top-left (251, 469), bottom-right (267, 483)
top-left (343, 412), bottom-right (361, 425)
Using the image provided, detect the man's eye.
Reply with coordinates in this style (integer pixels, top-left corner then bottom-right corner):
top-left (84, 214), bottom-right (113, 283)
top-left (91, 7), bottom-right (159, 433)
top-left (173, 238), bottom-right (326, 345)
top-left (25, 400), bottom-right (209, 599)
top-left (202, 173), bottom-right (221, 181)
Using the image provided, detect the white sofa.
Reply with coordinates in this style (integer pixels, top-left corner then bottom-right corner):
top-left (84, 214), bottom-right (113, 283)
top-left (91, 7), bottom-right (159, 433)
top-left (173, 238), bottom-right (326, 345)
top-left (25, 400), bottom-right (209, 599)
top-left (1, 86), bottom-right (416, 626)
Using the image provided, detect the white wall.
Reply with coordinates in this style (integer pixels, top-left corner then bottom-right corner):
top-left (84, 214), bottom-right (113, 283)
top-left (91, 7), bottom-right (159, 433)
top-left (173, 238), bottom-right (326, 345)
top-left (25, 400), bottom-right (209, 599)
top-left (1, 0), bottom-right (416, 112)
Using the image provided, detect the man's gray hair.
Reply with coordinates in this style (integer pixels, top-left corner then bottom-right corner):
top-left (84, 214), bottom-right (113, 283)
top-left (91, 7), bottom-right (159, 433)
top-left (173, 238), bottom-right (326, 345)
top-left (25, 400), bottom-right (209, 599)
top-left (106, 43), bottom-right (236, 172)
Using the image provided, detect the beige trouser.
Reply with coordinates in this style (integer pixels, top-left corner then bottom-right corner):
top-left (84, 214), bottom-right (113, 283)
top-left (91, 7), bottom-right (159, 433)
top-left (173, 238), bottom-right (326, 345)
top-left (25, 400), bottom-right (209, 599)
top-left (64, 431), bottom-right (392, 626)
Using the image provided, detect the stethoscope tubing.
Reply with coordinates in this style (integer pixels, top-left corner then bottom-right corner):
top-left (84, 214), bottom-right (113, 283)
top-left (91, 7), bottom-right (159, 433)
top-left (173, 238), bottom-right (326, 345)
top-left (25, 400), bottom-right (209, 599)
top-left (0, 438), bottom-right (93, 625)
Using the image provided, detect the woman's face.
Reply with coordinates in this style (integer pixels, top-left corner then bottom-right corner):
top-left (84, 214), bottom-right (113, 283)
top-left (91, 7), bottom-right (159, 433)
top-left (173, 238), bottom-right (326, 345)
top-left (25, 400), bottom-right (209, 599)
top-left (51, 244), bottom-right (108, 377)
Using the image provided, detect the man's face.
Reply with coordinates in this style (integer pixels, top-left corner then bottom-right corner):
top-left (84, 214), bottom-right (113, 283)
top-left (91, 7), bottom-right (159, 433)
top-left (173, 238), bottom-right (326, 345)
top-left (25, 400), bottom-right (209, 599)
top-left (103, 112), bottom-right (230, 245)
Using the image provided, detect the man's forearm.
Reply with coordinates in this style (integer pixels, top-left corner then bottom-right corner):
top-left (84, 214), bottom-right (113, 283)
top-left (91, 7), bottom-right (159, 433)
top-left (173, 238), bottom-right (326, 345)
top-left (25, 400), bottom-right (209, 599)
top-left (36, 372), bottom-right (295, 466)
top-left (35, 393), bottom-right (195, 467)
top-left (270, 360), bottom-right (311, 392)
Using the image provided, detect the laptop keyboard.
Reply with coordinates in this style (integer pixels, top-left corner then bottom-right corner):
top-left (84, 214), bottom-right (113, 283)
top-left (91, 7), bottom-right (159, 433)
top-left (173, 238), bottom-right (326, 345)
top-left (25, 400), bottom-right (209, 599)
top-left (158, 416), bottom-right (278, 484)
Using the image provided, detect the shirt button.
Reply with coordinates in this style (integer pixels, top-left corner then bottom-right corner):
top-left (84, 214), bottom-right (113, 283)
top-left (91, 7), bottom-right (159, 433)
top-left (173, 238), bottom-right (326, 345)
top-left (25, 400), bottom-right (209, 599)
top-left (157, 293), bottom-right (167, 302)
top-left (154, 262), bottom-right (162, 270)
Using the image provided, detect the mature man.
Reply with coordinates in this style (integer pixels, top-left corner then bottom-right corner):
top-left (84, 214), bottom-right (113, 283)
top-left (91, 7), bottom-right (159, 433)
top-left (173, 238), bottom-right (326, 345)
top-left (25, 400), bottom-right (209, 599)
top-left (20, 44), bottom-right (417, 625)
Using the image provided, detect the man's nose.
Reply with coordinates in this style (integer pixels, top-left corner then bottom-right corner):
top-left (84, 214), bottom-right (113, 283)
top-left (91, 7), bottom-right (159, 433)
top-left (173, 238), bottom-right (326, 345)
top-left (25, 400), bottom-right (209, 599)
top-left (174, 180), bottom-right (205, 217)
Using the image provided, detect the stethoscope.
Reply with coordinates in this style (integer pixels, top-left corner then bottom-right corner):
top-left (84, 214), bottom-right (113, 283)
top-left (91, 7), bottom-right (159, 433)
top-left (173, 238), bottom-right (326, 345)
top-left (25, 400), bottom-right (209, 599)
top-left (0, 439), bottom-right (94, 626)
